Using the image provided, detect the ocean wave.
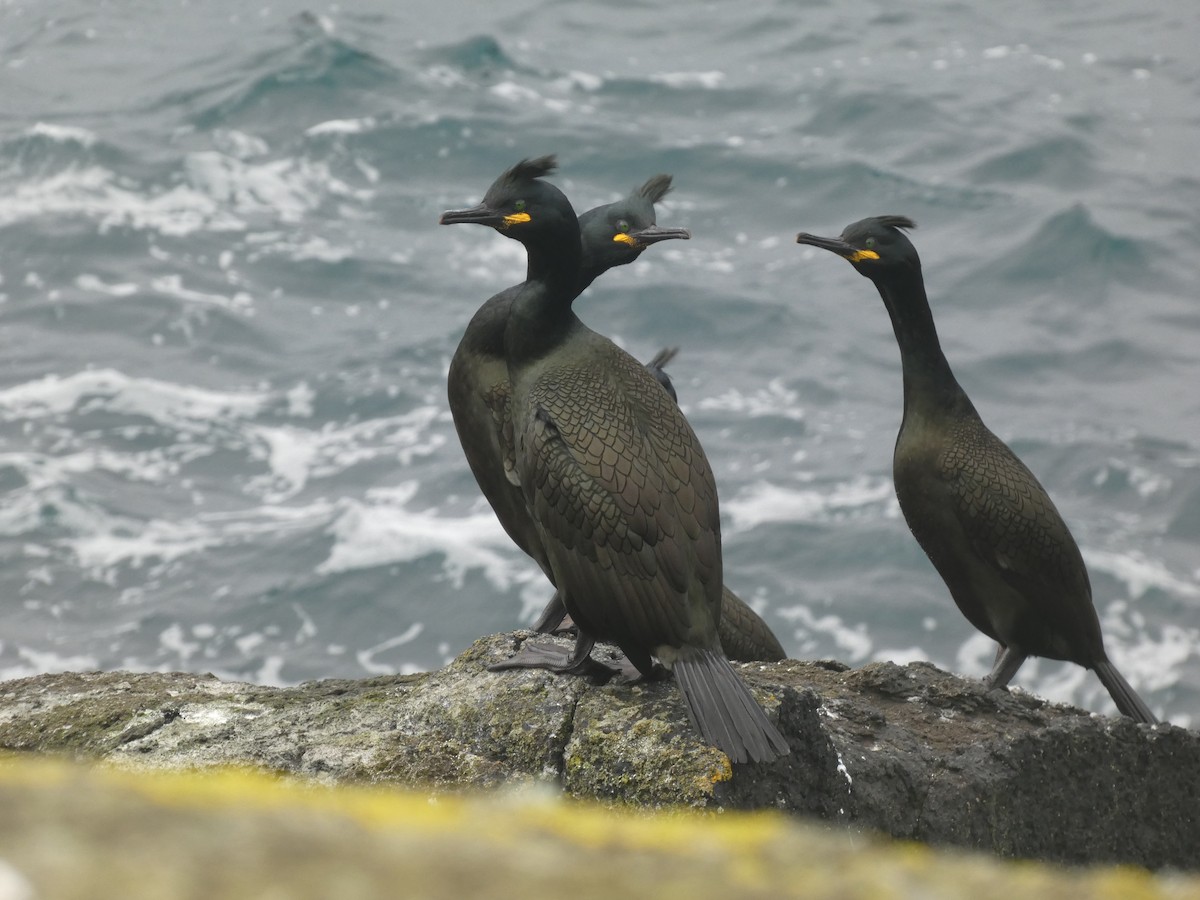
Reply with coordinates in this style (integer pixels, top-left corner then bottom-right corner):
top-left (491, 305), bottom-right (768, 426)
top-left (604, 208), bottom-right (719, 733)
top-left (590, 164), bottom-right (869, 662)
top-left (696, 378), bottom-right (807, 421)
top-left (0, 369), bottom-right (268, 424)
top-left (0, 122), bottom-right (119, 176)
top-left (777, 602), bottom-right (874, 663)
top-left (0, 165), bottom-right (238, 236)
top-left (24, 122), bottom-right (98, 148)
top-left (967, 134), bottom-right (1097, 188)
top-left (1084, 548), bottom-right (1200, 600)
top-left (971, 204), bottom-right (1158, 290)
top-left (0, 146), bottom-right (374, 237)
top-left (64, 502), bottom-right (337, 579)
top-left (317, 484), bottom-right (529, 590)
top-left (0, 646), bottom-right (100, 682)
top-left (169, 20), bottom-right (400, 132)
top-left (0, 368), bottom-right (451, 513)
top-left (724, 476), bottom-right (895, 533)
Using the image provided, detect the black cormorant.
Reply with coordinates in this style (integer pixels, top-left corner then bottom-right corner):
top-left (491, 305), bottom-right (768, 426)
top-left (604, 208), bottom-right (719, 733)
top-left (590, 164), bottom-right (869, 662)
top-left (446, 169), bottom-right (785, 663)
top-left (442, 157), bottom-right (789, 762)
top-left (796, 215), bottom-right (1156, 724)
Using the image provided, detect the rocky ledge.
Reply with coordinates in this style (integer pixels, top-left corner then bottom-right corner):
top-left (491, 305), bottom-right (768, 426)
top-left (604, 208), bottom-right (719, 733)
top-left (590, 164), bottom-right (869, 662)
top-left (0, 631), bottom-right (1194, 871)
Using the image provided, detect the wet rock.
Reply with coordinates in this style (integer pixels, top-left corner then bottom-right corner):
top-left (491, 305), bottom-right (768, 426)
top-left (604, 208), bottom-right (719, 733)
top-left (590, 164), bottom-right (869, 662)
top-left (1, 631), bottom-right (1194, 870)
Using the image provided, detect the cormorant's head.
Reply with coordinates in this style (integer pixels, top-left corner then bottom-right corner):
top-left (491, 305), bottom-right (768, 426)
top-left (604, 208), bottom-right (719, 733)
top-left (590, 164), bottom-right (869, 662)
top-left (577, 174), bottom-right (691, 272)
top-left (796, 216), bottom-right (919, 279)
top-left (439, 155), bottom-right (576, 244)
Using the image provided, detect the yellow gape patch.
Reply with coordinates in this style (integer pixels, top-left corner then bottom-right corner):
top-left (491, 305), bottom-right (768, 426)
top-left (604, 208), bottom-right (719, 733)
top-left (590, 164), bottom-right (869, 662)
top-left (612, 233), bottom-right (637, 246)
top-left (848, 249), bottom-right (880, 263)
top-left (502, 212), bottom-right (531, 227)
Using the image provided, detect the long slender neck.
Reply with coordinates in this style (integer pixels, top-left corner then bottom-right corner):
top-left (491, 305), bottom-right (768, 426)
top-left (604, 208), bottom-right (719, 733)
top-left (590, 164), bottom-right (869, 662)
top-left (575, 247), bottom-right (631, 294)
top-left (506, 224), bottom-right (584, 364)
top-left (575, 261), bottom-right (604, 294)
top-left (873, 266), bottom-right (970, 415)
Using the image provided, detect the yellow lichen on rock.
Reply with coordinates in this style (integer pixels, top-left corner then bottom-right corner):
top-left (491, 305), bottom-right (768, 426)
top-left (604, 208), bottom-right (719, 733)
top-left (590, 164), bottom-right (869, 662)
top-left (0, 754), bottom-right (1195, 900)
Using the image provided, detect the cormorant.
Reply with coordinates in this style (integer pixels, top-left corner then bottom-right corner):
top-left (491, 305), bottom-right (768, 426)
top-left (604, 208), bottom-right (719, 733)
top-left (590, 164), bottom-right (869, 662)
top-left (442, 157), bottom-right (789, 762)
top-left (796, 215), bottom-right (1156, 724)
top-left (446, 172), bottom-right (785, 664)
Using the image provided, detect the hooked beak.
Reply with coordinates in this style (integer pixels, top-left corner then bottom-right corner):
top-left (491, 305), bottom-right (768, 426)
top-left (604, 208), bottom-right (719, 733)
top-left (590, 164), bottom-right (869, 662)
top-left (795, 231), bottom-right (879, 263)
top-left (439, 204), bottom-right (504, 227)
top-left (617, 224), bottom-right (692, 248)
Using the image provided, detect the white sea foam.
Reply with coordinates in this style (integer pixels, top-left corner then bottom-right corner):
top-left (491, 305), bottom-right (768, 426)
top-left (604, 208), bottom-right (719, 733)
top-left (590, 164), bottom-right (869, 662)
top-left (244, 425), bottom-right (323, 502)
top-left (356, 624), bottom-right (425, 675)
top-left (1111, 621), bottom-right (1196, 694)
top-left (0, 149), bottom-right (373, 236)
top-left (255, 655), bottom-right (287, 685)
top-left (75, 274), bottom-right (139, 296)
top-left (777, 603), bottom-right (873, 662)
top-left (159, 623), bottom-right (201, 662)
top-left (561, 70), bottom-right (603, 91)
top-left (317, 486), bottom-right (525, 591)
top-left (724, 476), bottom-right (894, 532)
top-left (27, 122), bottom-right (98, 146)
top-left (1084, 549), bottom-right (1200, 599)
top-left (418, 65), bottom-right (469, 88)
top-left (0, 369), bottom-right (267, 424)
top-left (64, 501), bottom-right (337, 579)
top-left (0, 646), bottom-right (99, 681)
top-left (183, 151), bottom-right (373, 224)
top-left (244, 404), bottom-right (446, 502)
top-left (285, 382), bottom-right (315, 418)
top-left (70, 519), bottom-right (226, 573)
top-left (0, 165), bottom-right (244, 235)
top-left (448, 232), bottom-right (526, 283)
top-left (955, 631), bottom-right (996, 677)
top-left (151, 274), bottom-right (254, 312)
top-left (244, 233), bottom-right (353, 263)
top-left (697, 378), bottom-right (806, 420)
top-left (305, 117), bottom-right (377, 136)
top-left (212, 129), bottom-right (270, 159)
top-left (872, 646), bottom-right (932, 666)
top-left (1092, 457), bottom-right (1172, 498)
top-left (648, 71), bottom-right (726, 89)
top-left (489, 81), bottom-right (544, 104)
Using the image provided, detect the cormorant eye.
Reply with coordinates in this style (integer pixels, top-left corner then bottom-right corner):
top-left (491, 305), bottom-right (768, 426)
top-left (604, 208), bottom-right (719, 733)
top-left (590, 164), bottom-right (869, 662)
top-left (864, 237), bottom-right (876, 249)
top-left (616, 219), bottom-right (630, 233)
top-left (514, 200), bottom-right (526, 212)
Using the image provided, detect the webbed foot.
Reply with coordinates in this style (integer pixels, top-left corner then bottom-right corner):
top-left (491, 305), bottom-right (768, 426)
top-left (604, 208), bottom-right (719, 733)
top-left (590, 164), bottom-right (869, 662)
top-left (489, 634), bottom-right (628, 683)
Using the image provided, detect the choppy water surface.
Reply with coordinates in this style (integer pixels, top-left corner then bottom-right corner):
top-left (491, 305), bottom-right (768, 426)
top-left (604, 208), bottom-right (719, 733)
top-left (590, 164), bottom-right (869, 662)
top-left (1, 0), bottom-right (1197, 724)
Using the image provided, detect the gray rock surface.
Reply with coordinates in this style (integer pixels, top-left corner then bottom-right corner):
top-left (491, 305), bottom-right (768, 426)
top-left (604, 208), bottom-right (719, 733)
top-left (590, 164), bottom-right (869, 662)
top-left (1, 630), bottom-right (1193, 870)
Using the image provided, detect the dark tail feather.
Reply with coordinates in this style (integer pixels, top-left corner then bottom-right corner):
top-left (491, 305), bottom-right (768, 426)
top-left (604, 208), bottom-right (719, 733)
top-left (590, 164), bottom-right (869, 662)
top-left (672, 648), bottom-right (789, 764)
top-left (1094, 660), bottom-right (1158, 724)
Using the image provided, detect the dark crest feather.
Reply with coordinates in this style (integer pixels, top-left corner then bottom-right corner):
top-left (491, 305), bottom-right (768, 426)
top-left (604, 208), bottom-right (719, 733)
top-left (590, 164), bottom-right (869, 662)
top-left (878, 215), bottom-right (916, 232)
top-left (502, 155), bottom-right (558, 186)
top-left (636, 174), bottom-right (673, 203)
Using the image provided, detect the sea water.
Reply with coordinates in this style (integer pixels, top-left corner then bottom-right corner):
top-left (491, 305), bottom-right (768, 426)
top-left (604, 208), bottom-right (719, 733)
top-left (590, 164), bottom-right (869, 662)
top-left (0, 0), bottom-right (1197, 724)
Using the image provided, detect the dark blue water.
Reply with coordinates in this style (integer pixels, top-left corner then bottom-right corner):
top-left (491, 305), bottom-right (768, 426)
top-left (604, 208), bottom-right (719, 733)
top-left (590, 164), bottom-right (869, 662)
top-left (1, 0), bottom-right (1197, 725)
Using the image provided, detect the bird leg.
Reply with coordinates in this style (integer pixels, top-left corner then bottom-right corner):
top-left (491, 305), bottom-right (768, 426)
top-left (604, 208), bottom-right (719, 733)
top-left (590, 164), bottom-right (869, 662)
top-left (530, 592), bottom-right (574, 635)
top-left (983, 644), bottom-right (1027, 691)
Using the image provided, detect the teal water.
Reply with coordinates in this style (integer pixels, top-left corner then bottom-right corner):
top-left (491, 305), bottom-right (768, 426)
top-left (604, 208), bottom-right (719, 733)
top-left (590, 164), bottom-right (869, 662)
top-left (1, 0), bottom-right (1197, 724)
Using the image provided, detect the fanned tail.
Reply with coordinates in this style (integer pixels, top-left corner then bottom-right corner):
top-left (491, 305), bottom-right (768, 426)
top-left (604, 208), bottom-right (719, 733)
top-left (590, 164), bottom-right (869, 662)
top-left (1094, 659), bottom-right (1158, 725)
top-left (672, 647), bottom-right (789, 764)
